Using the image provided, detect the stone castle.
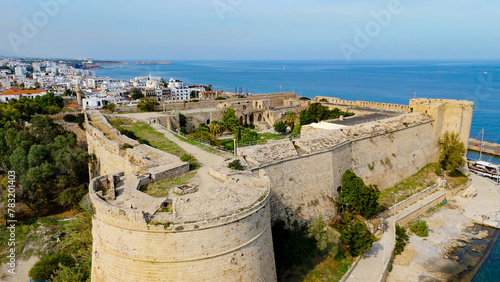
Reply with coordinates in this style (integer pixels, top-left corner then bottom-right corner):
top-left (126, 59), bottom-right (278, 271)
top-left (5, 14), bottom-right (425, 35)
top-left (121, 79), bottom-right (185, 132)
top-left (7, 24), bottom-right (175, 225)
top-left (86, 93), bottom-right (473, 281)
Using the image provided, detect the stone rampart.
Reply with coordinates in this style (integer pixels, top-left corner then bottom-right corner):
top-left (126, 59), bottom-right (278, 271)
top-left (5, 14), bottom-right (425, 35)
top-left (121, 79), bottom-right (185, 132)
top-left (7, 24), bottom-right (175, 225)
top-left (85, 111), bottom-right (188, 178)
top-left (315, 96), bottom-right (410, 112)
top-left (240, 114), bottom-right (440, 223)
top-left (90, 169), bottom-right (276, 282)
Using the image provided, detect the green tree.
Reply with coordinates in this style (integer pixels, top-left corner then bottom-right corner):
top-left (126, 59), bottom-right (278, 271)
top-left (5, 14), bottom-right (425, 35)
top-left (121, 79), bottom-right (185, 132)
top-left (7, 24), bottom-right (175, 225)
top-left (137, 98), bottom-right (158, 112)
top-left (34, 82), bottom-right (40, 89)
top-left (308, 215), bottom-right (339, 255)
top-left (299, 103), bottom-right (354, 125)
top-left (274, 120), bottom-right (287, 134)
top-left (130, 87), bottom-right (144, 100)
top-left (285, 112), bottom-right (296, 130)
top-left (209, 120), bottom-right (225, 137)
top-left (179, 113), bottom-right (187, 128)
top-left (222, 108), bottom-right (238, 131)
top-left (332, 214), bottom-right (375, 257)
top-left (438, 131), bottom-right (466, 172)
top-left (336, 170), bottom-right (381, 218)
top-left (102, 103), bottom-right (116, 112)
top-left (190, 90), bottom-right (199, 99)
top-left (393, 225), bottom-right (409, 256)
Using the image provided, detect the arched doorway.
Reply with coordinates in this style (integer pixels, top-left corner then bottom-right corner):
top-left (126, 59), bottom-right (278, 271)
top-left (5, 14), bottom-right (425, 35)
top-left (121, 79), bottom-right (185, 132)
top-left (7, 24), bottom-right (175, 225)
top-left (258, 114), bottom-right (262, 121)
top-left (249, 113), bottom-right (254, 123)
top-left (206, 119), bottom-right (210, 125)
top-left (239, 116), bottom-right (244, 125)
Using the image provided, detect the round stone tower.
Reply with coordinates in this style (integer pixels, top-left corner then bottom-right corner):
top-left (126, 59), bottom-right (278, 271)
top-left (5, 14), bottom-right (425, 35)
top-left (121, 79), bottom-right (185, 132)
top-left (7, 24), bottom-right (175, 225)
top-left (89, 170), bottom-right (276, 282)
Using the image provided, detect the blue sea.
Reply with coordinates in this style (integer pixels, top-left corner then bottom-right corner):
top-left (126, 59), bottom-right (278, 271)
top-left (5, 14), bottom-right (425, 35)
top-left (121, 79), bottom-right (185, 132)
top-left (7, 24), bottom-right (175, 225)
top-left (96, 60), bottom-right (500, 144)
top-left (96, 60), bottom-right (499, 279)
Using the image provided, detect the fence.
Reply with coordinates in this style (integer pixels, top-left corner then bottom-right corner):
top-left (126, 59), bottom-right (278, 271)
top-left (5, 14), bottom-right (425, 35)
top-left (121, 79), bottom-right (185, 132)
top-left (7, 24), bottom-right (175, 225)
top-left (158, 119), bottom-right (300, 155)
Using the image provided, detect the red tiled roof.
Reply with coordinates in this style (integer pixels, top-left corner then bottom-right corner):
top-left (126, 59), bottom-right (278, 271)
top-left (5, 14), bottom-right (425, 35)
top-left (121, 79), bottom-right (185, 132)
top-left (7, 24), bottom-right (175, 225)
top-left (67, 104), bottom-right (81, 108)
top-left (0, 88), bottom-right (46, 96)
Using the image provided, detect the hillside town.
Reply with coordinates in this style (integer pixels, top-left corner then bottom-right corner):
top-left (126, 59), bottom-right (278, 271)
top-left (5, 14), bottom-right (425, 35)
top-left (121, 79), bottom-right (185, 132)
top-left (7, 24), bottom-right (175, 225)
top-left (0, 58), bottom-right (222, 108)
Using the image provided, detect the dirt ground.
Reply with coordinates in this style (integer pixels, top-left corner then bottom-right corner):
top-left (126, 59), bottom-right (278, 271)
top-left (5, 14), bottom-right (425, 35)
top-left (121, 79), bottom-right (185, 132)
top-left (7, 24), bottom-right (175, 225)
top-left (388, 174), bottom-right (500, 282)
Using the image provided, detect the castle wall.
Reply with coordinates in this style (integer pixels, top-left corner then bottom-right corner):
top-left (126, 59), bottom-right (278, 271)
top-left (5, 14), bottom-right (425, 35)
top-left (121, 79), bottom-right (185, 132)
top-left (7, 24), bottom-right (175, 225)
top-left (350, 121), bottom-right (438, 188)
top-left (315, 96), bottom-right (410, 112)
top-left (409, 98), bottom-right (474, 147)
top-left (254, 120), bottom-right (439, 224)
top-left (89, 173), bottom-right (276, 282)
top-left (264, 144), bottom-right (351, 223)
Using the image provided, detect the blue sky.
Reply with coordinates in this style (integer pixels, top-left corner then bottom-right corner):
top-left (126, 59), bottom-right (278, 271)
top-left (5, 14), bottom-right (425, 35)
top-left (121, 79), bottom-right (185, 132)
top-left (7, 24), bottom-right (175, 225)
top-left (1, 0), bottom-right (499, 60)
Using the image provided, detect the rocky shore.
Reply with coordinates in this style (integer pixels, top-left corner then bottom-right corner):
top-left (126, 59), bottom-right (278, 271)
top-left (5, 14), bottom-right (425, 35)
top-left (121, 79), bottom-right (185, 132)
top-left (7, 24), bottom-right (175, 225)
top-left (388, 174), bottom-right (500, 281)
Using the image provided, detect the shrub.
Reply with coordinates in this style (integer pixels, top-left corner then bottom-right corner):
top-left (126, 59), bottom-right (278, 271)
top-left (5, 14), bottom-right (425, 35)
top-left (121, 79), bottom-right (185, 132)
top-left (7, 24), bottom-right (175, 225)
top-left (410, 220), bottom-right (429, 237)
top-left (291, 123), bottom-right (301, 136)
top-left (63, 114), bottom-right (76, 122)
top-left (138, 138), bottom-right (151, 146)
top-left (228, 159), bottom-right (244, 170)
top-left (29, 253), bottom-right (75, 281)
top-left (274, 120), bottom-right (287, 134)
top-left (122, 143), bottom-right (133, 149)
top-left (137, 98), bottom-right (158, 112)
top-left (223, 142), bottom-right (234, 151)
top-left (118, 128), bottom-right (138, 140)
top-left (215, 97), bottom-right (226, 100)
top-left (393, 225), bottom-right (409, 256)
top-left (180, 154), bottom-right (199, 170)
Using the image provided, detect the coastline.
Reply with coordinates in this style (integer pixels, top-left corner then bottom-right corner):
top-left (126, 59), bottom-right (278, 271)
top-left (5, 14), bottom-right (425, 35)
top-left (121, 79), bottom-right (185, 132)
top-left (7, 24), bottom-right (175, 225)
top-left (388, 173), bottom-right (500, 281)
top-left (462, 228), bottom-right (500, 281)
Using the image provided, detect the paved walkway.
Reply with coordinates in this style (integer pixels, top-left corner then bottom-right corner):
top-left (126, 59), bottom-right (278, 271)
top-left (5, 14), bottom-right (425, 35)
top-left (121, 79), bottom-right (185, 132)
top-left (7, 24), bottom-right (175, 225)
top-left (150, 124), bottom-right (229, 193)
top-left (345, 190), bottom-right (446, 282)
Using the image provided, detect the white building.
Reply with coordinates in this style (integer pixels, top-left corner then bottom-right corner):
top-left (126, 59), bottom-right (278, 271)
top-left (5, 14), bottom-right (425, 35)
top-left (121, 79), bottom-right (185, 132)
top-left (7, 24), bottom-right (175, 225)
top-left (82, 96), bottom-right (124, 110)
top-left (0, 89), bottom-right (47, 103)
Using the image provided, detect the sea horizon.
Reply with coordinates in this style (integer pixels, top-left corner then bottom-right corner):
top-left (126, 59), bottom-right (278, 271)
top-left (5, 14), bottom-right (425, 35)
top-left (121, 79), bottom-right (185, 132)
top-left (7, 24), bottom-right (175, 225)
top-left (94, 59), bottom-right (500, 145)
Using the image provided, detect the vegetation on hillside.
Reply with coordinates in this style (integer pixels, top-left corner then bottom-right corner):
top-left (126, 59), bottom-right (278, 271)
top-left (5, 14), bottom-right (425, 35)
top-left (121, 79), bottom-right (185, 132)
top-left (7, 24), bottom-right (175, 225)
top-left (0, 92), bottom-right (64, 128)
top-left (0, 116), bottom-right (92, 216)
top-left (272, 217), bottom-right (348, 280)
top-left (379, 163), bottom-right (468, 208)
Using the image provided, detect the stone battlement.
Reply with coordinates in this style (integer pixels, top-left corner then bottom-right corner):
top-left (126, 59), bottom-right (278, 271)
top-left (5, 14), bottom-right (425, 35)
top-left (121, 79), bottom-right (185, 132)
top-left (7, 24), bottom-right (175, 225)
top-left (315, 96), bottom-right (410, 112)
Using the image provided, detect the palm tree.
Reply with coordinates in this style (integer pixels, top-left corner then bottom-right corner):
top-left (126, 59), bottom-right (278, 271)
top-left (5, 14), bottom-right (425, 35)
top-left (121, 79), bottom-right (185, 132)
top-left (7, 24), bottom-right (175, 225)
top-left (286, 112), bottom-right (296, 131)
top-left (209, 121), bottom-right (225, 138)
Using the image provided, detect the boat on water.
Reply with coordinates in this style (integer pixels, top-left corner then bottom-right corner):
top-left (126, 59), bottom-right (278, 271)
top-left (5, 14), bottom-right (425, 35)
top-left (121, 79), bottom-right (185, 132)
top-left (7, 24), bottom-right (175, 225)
top-left (468, 160), bottom-right (500, 182)
top-left (468, 128), bottom-right (500, 183)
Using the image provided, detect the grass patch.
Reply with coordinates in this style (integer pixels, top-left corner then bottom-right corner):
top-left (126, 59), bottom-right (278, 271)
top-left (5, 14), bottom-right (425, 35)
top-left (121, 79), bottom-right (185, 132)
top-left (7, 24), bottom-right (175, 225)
top-left (259, 132), bottom-right (286, 140)
top-left (139, 171), bottom-right (197, 197)
top-left (302, 255), bottom-right (354, 282)
top-left (172, 131), bottom-right (221, 154)
top-left (122, 122), bottom-right (186, 157)
top-left (425, 202), bottom-right (446, 215)
top-left (379, 163), bottom-right (441, 207)
top-left (379, 163), bottom-right (469, 208)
